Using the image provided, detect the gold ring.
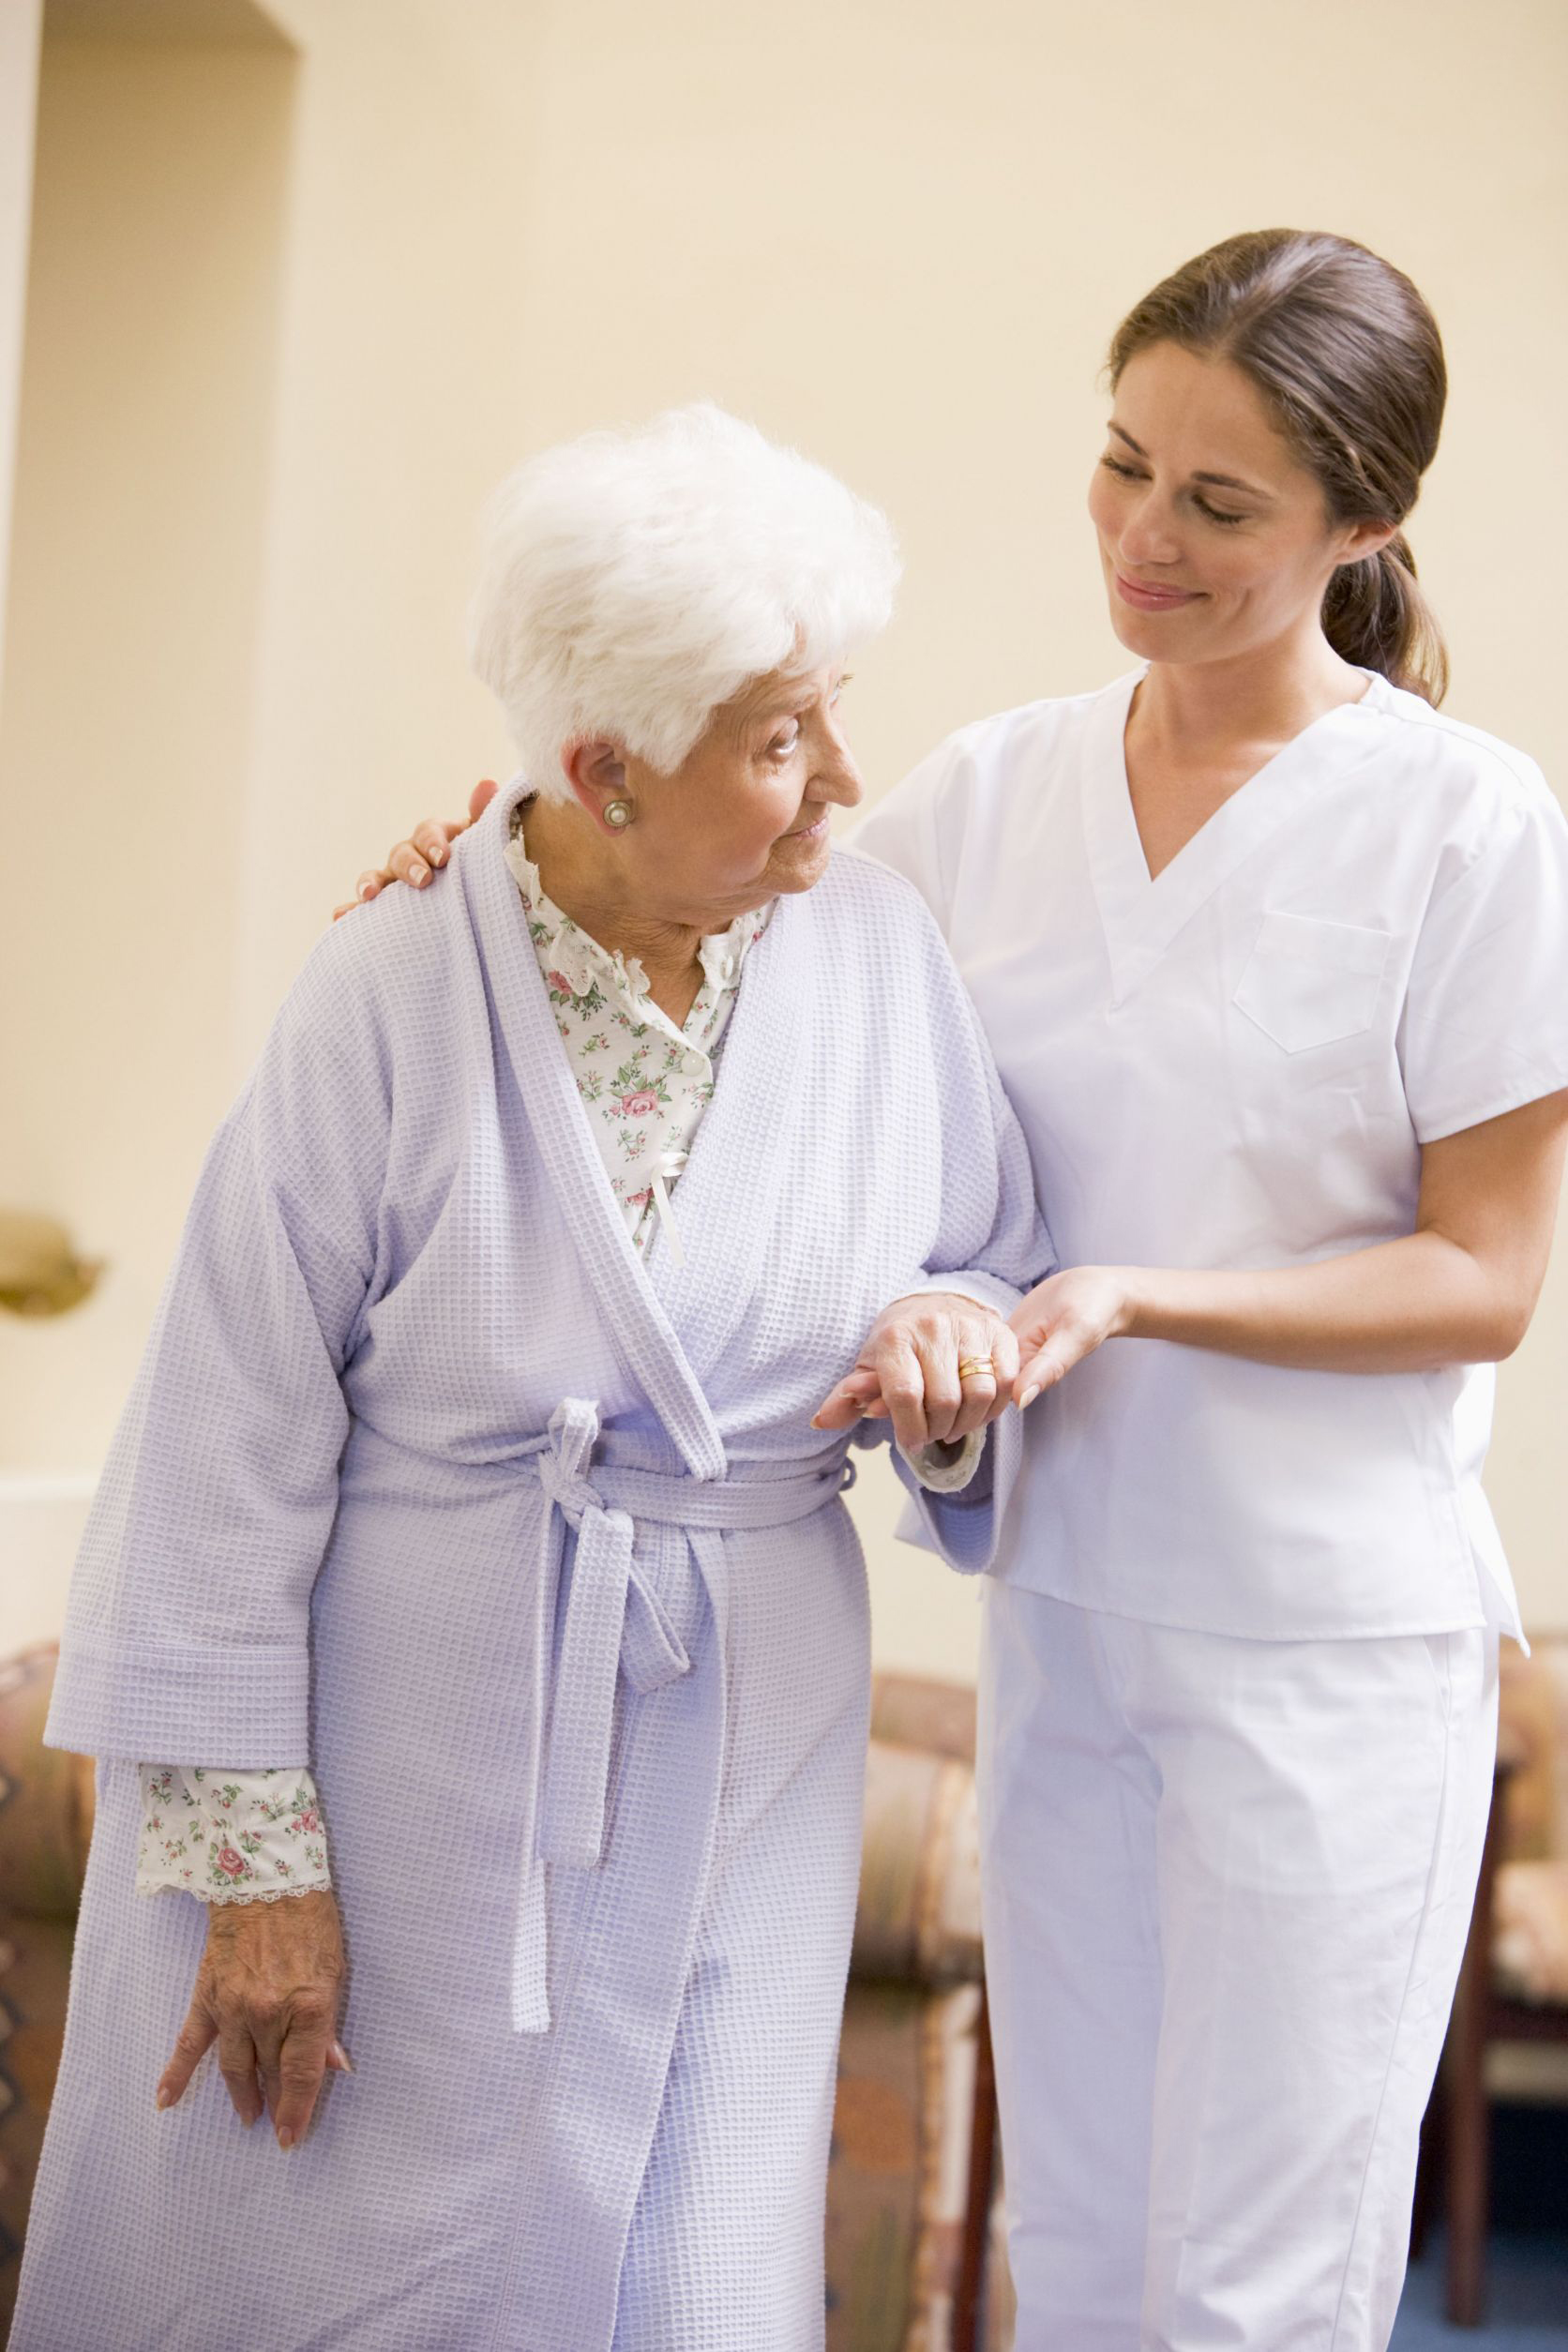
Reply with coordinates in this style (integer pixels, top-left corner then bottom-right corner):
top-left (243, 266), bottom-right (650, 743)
top-left (957, 1358), bottom-right (993, 1382)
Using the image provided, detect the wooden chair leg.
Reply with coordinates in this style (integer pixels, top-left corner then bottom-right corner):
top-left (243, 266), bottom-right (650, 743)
top-left (953, 1977), bottom-right (999, 2352)
top-left (1444, 1768), bottom-right (1507, 2328)
top-left (1409, 2073), bottom-right (1443, 2262)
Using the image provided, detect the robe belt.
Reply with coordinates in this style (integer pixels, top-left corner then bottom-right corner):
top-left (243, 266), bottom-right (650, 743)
top-left (511, 1397), bottom-right (852, 2032)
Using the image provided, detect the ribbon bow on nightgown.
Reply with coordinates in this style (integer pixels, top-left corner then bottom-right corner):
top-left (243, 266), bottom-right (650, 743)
top-left (511, 1397), bottom-right (852, 2034)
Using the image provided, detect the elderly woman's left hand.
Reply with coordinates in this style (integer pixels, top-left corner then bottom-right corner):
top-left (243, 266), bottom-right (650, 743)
top-left (156, 1888), bottom-right (348, 2149)
top-left (812, 1292), bottom-right (1018, 1451)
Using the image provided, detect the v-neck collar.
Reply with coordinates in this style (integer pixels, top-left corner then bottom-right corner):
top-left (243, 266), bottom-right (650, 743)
top-left (1082, 667), bottom-right (1384, 1004)
top-left (460, 776), bottom-right (728, 1481)
top-left (633, 867), bottom-right (811, 1389)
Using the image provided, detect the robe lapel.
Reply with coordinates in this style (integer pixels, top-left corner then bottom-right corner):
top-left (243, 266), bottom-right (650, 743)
top-left (637, 881), bottom-right (811, 1385)
top-left (1083, 669), bottom-right (1383, 1006)
top-left (461, 779), bottom-right (727, 1482)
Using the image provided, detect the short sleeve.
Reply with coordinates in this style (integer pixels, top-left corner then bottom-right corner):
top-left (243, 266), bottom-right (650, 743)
top-left (1400, 782), bottom-right (1568, 1143)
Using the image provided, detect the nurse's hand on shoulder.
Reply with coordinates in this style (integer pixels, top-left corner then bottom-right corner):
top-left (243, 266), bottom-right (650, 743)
top-left (156, 1888), bottom-right (350, 2150)
top-left (1011, 1267), bottom-right (1134, 1410)
top-left (331, 778), bottom-right (498, 920)
top-left (812, 1294), bottom-right (1018, 1450)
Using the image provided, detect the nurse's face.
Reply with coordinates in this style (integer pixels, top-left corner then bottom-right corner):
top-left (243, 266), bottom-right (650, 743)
top-left (1087, 341), bottom-right (1389, 668)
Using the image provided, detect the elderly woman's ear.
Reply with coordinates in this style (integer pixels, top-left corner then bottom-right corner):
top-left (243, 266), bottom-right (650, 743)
top-left (562, 740), bottom-right (637, 836)
top-left (334, 777), bottom-right (498, 917)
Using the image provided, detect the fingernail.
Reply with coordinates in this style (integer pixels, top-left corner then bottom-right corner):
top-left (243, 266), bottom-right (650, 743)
top-left (358, 881), bottom-right (375, 900)
top-left (155, 2087), bottom-right (173, 2111)
top-left (277, 2126), bottom-right (294, 2150)
top-left (1018, 1384), bottom-right (1040, 1411)
top-left (410, 864), bottom-right (429, 885)
top-left (331, 2041), bottom-right (354, 2073)
top-left (429, 844), bottom-right (445, 866)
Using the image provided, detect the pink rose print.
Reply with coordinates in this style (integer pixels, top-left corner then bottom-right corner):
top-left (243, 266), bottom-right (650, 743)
top-left (547, 970), bottom-right (576, 998)
top-left (619, 1090), bottom-right (659, 1116)
top-left (215, 1845), bottom-right (246, 1878)
top-left (292, 1809), bottom-right (321, 1837)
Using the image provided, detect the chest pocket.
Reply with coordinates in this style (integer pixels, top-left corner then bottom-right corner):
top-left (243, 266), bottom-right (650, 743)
top-left (1232, 912), bottom-right (1393, 1054)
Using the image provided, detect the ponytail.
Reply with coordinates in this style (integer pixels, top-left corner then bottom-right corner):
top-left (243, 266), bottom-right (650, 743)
top-left (1320, 532), bottom-right (1449, 706)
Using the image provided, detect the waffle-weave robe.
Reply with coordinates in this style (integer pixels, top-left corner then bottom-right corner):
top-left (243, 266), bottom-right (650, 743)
top-left (15, 778), bottom-right (1049, 2352)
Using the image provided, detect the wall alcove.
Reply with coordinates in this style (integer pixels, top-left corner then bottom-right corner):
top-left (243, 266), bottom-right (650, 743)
top-left (0, 0), bottom-right (296, 1641)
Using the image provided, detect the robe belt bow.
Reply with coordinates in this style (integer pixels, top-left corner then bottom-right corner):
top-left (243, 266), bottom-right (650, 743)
top-left (510, 1397), bottom-right (852, 2032)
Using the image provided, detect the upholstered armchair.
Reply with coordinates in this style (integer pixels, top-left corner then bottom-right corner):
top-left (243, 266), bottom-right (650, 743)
top-left (0, 1650), bottom-right (1006, 2348)
top-left (826, 1674), bottom-right (1010, 2352)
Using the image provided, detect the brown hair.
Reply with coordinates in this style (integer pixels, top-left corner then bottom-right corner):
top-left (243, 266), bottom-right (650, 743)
top-left (1108, 229), bottom-right (1450, 704)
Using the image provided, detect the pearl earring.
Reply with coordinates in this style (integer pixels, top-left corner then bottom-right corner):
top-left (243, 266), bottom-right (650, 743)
top-left (604, 799), bottom-right (634, 830)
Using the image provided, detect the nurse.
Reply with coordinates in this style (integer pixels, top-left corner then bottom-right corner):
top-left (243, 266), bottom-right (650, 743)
top-left (349, 229), bottom-right (1568, 2349)
top-left (849, 229), bottom-right (1568, 2350)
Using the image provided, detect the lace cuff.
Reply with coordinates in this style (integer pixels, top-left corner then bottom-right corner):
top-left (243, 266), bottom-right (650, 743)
top-left (900, 1428), bottom-right (987, 1494)
top-left (136, 1765), bottom-right (331, 1905)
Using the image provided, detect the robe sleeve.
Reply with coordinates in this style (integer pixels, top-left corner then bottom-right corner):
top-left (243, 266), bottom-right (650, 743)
top-left (853, 854), bottom-right (1056, 1575)
top-left (46, 921), bottom-right (392, 1765)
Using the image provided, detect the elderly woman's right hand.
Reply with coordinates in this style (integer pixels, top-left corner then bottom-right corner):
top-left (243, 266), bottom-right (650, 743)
top-left (332, 777), bottom-right (499, 919)
top-left (156, 1887), bottom-right (350, 2148)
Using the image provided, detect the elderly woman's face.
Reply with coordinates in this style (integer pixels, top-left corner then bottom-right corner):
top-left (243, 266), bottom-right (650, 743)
top-left (621, 660), bottom-right (863, 921)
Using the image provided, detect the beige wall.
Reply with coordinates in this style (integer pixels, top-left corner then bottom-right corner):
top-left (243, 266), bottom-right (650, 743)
top-left (0, 23), bottom-right (294, 1482)
top-left (2, 0), bottom-right (1565, 1668)
top-left (0, 0), bottom-right (42, 671)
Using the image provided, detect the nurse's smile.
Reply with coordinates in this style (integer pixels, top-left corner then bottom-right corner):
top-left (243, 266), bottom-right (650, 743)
top-left (1113, 571), bottom-right (1205, 611)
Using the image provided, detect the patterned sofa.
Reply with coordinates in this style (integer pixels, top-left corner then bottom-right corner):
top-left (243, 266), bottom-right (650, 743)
top-left (0, 1648), bottom-right (1009, 2349)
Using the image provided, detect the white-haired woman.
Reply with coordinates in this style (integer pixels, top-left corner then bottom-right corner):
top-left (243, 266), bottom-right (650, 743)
top-left (14, 407), bottom-right (1049, 2352)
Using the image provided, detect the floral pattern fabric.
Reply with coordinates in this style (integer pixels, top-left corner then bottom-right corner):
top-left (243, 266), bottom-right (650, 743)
top-left (504, 811), bottom-right (771, 1257)
top-left (135, 1765), bottom-right (330, 1905)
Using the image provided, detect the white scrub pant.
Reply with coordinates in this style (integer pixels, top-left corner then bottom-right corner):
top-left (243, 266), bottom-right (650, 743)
top-left (978, 1584), bottom-right (1498, 2352)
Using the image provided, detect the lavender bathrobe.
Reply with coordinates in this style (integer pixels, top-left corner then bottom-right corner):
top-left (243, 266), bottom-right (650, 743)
top-left (15, 781), bottom-right (1048, 2352)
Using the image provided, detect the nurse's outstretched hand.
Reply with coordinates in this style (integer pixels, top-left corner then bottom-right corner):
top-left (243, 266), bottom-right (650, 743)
top-left (331, 778), bottom-right (498, 920)
top-left (1011, 1267), bottom-right (1134, 1410)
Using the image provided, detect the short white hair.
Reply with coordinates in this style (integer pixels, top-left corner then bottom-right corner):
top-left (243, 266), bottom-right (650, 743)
top-left (468, 403), bottom-right (899, 796)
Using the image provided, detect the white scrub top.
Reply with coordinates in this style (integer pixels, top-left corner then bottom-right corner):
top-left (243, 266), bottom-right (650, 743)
top-left (854, 669), bottom-right (1568, 1642)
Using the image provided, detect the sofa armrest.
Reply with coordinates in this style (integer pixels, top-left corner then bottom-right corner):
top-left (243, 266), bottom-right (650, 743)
top-left (854, 1736), bottom-right (982, 1988)
top-left (0, 1646), bottom-right (95, 1920)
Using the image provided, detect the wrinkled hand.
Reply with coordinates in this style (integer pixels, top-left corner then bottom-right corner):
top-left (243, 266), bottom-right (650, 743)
top-left (332, 777), bottom-right (499, 920)
top-left (157, 1888), bottom-right (350, 2149)
top-left (812, 1292), bottom-right (1018, 1451)
top-left (1010, 1267), bottom-right (1133, 1407)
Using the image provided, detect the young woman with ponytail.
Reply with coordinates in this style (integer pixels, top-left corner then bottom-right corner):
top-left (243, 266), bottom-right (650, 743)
top-left (354, 231), bottom-right (1568, 2349)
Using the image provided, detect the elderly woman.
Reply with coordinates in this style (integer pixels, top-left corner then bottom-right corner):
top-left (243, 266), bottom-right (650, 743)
top-left (14, 407), bottom-right (1048, 2352)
